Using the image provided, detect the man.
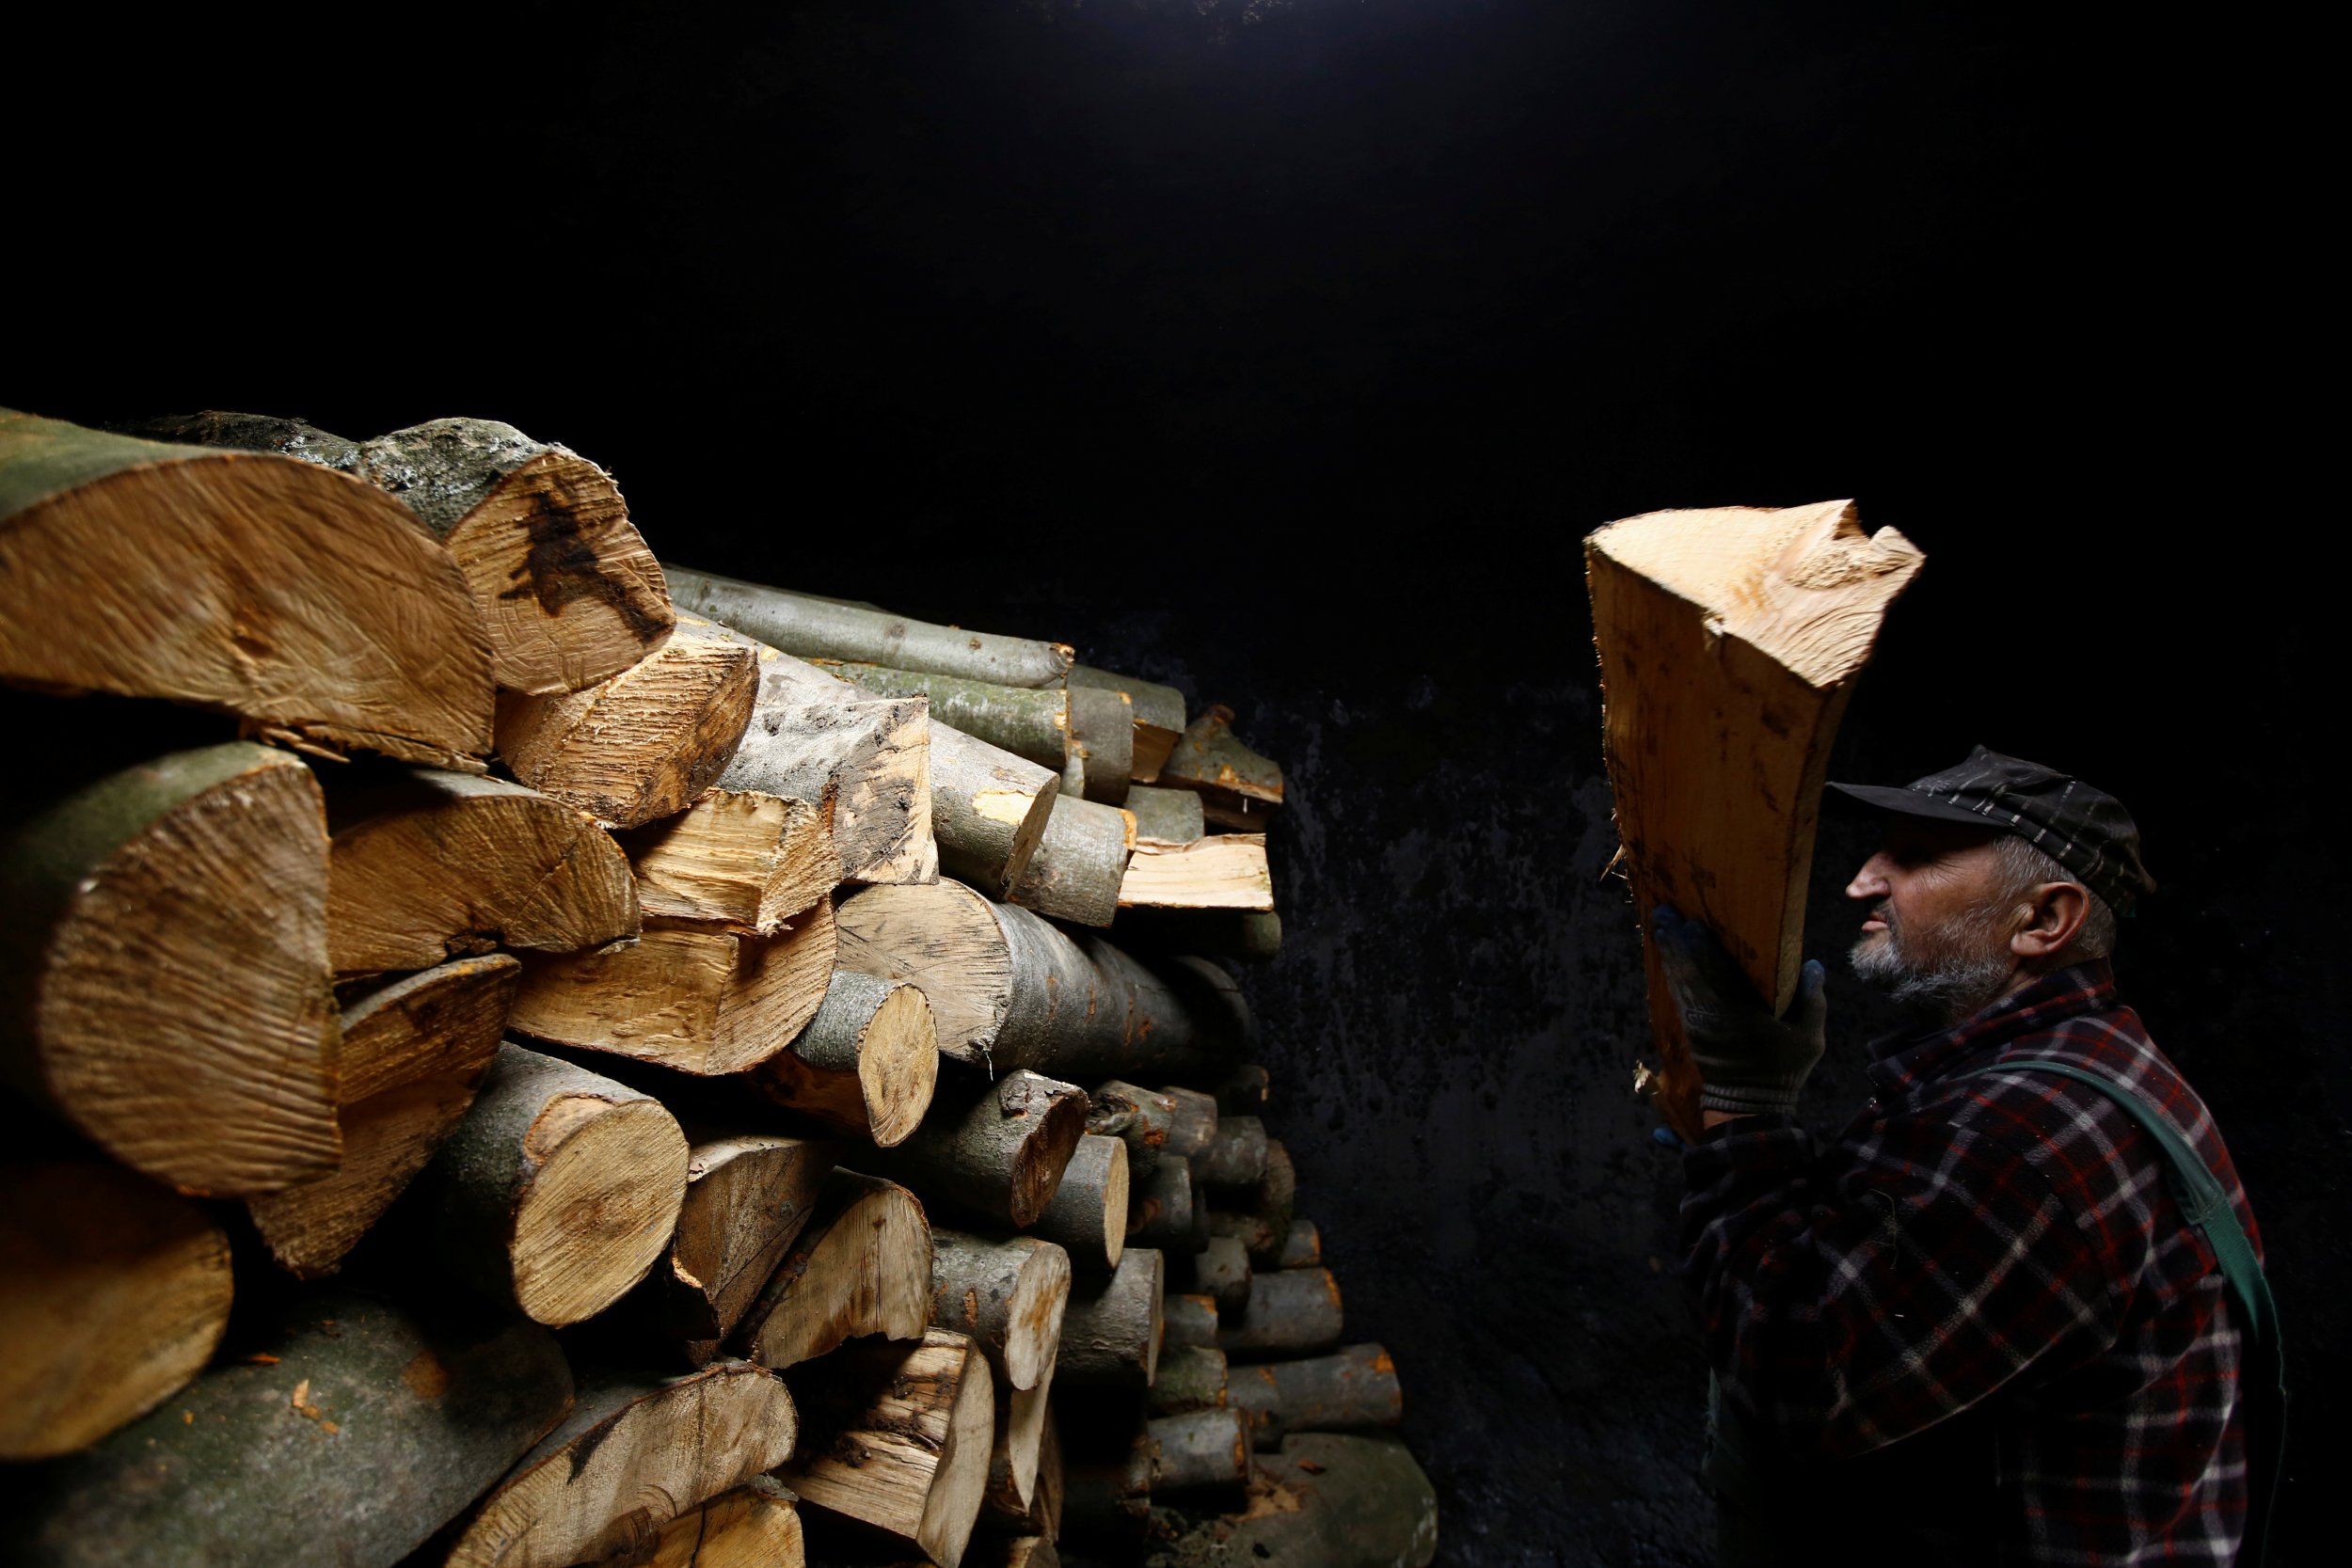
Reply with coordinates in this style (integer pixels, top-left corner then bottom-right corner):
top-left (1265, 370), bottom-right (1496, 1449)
top-left (1656, 746), bottom-right (2275, 1566)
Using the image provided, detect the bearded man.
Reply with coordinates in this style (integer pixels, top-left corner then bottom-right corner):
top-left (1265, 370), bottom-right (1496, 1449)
top-left (1654, 747), bottom-right (2280, 1567)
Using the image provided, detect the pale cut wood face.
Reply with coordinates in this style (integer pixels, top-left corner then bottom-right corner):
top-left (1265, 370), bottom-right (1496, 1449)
top-left (1117, 832), bottom-right (1273, 911)
top-left (509, 1095), bottom-right (689, 1327)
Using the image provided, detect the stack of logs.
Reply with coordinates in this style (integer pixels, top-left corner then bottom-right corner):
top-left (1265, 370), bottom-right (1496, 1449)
top-left (0, 407), bottom-right (1437, 1568)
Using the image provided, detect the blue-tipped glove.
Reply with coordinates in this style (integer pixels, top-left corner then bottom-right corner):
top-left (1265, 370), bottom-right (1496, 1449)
top-left (1650, 905), bottom-right (1828, 1118)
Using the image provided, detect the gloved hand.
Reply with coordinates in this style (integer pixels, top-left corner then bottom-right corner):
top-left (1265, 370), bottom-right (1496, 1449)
top-left (1650, 904), bottom-right (1828, 1118)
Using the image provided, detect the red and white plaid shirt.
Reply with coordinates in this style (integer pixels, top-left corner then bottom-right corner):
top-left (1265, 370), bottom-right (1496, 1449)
top-left (1682, 961), bottom-right (2260, 1565)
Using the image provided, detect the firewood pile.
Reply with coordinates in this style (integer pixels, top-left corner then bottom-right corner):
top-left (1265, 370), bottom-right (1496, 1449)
top-left (0, 407), bottom-right (1438, 1568)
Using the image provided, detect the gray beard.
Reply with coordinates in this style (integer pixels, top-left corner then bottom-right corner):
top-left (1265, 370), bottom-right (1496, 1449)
top-left (1850, 915), bottom-right (2015, 1022)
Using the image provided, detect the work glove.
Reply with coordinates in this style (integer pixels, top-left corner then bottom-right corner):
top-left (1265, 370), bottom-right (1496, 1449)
top-left (1650, 904), bottom-right (1828, 1118)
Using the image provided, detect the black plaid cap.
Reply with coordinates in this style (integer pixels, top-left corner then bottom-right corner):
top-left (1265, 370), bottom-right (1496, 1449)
top-left (1828, 745), bottom-right (2155, 914)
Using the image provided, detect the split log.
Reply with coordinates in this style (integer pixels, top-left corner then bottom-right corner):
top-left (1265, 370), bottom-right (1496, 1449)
top-left (1586, 497), bottom-right (1924, 1139)
top-left (1148, 1407), bottom-right (1251, 1492)
top-left (1069, 665), bottom-right (1185, 784)
top-left (862, 1069), bottom-right (1089, 1229)
top-left (407, 1043), bottom-right (690, 1326)
top-left (508, 897), bottom-right (837, 1076)
top-left (1144, 1433), bottom-right (1438, 1568)
top-left (1058, 1247), bottom-right (1163, 1388)
top-left (1184, 1235), bottom-right (1252, 1315)
top-left (0, 1289), bottom-right (571, 1568)
top-left (1276, 1219), bottom-right (1322, 1270)
top-left (735, 1170), bottom-right (931, 1370)
top-left (497, 614), bottom-right (758, 829)
top-left (633, 1133), bottom-right (834, 1361)
top-left (325, 768), bottom-right (639, 976)
top-left (813, 661), bottom-right (1071, 774)
top-left (0, 1161), bottom-right (232, 1460)
top-left (1196, 1116), bottom-right (1269, 1189)
top-left (1163, 1291), bottom-right (1218, 1349)
top-left (1031, 1132), bottom-right (1129, 1272)
top-left (743, 968), bottom-right (938, 1148)
top-left (1217, 1268), bottom-right (1343, 1359)
top-left (1009, 794), bottom-right (1136, 928)
top-left (1227, 1344), bottom-right (1403, 1449)
top-left (979, 1388), bottom-right (1064, 1539)
top-left (615, 787), bottom-right (838, 934)
top-left (134, 412), bottom-right (675, 696)
top-left (780, 1327), bottom-right (995, 1568)
top-left (1113, 907), bottom-right (1284, 963)
top-left (1122, 784), bottom-right (1205, 846)
top-left (1148, 1345), bottom-right (1231, 1418)
top-left (612, 1476), bottom-right (803, 1568)
top-left (1215, 1064), bottom-right (1272, 1117)
top-left (926, 721), bottom-right (1059, 898)
top-left (715, 637), bottom-right (934, 885)
top-left (1118, 832), bottom-right (1273, 912)
top-left (1065, 684), bottom-right (1134, 804)
top-left (247, 955), bottom-right (516, 1277)
top-left (1127, 1154), bottom-right (1201, 1254)
top-left (0, 410), bottom-right (492, 767)
top-left (990, 1365), bottom-right (1057, 1522)
top-left (1158, 705), bottom-right (1283, 830)
top-left (929, 1230), bottom-right (1072, 1391)
top-left (0, 741), bottom-right (340, 1196)
top-left (666, 564), bottom-right (1073, 688)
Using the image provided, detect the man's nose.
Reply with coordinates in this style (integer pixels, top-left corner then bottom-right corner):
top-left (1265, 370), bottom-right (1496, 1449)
top-left (1847, 853), bottom-right (1891, 901)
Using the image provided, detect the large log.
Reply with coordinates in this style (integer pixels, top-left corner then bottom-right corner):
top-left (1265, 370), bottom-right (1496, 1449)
top-left (1227, 1344), bottom-right (1404, 1449)
top-left (833, 880), bottom-right (1249, 1079)
top-left (1068, 665), bottom-right (1185, 784)
top-left (611, 1476), bottom-right (804, 1568)
top-left (1031, 1132), bottom-right (1130, 1273)
top-left (0, 410), bottom-right (492, 767)
top-left (929, 1230), bottom-right (1072, 1391)
top-left (0, 1289), bottom-right (572, 1568)
top-left (497, 614), bottom-right (759, 829)
top-left (1217, 1268), bottom-right (1343, 1359)
top-left (0, 741), bottom-right (340, 1196)
top-left (746, 968), bottom-right (939, 1148)
top-left (614, 787), bottom-right (838, 935)
top-left (813, 661), bottom-right (1071, 774)
top-left (1586, 498), bottom-right (1924, 1138)
top-left (1009, 794), bottom-right (1136, 928)
top-left (1118, 832), bottom-right (1273, 912)
top-left (632, 1132), bottom-right (834, 1361)
top-left (1157, 705), bottom-right (1283, 830)
top-left (926, 721), bottom-right (1059, 898)
top-left (861, 1069), bottom-right (1089, 1230)
top-left (1144, 1433), bottom-right (1439, 1568)
top-left (508, 897), bottom-right (837, 1076)
top-left (406, 1043), bottom-right (690, 1326)
top-left (735, 1169), bottom-right (932, 1371)
top-left (246, 955), bottom-right (516, 1278)
top-left (665, 565), bottom-right (1073, 688)
top-left (779, 1327), bottom-right (996, 1568)
top-left (1148, 1407), bottom-right (1251, 1492)
top-left (1058, 1247), bottom-right (1163, 1388)
top-left (443, 1361), bottom-right (799, 1568)
top-left (130, 412), bottom-right (675, 696)
top-left (0, 1160), bottom-right (233, 1460)
top-left (324, 768), bottom-right (639, 977)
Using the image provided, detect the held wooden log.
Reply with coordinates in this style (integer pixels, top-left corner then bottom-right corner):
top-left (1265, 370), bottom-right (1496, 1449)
top-left (1277, 1219), bottom-right (1322, 1270)
top-left (1145, 1433), bottom-right (1439, 1568)
top-left (665, 564), bottom-right (1074, 688)
top-left (927, 720), bottom-right (1060, 898)
top-left (0, 1290), bottom-right (572, 1568)
top-left (1127, 1154), bottom-right (1200, 1254)
top-left (0, 1161), bottom-right (233, 1460)
top-left (1184, 1234), bottom-right (1252, 1315)
top-left (1031, 1132), bottom-right (1130, 1272)
top-left (0, 410), bottom-right (493, 767)
top-left (1148, 1407), bottom-right (1251, 1492)
top-left (1227, 1344), bottom-right (1404, 1449)
top-left (1058, 1247), bottom-right (1164, 1388)
top-left (612, 1476), bottom-right (803, 1568)
top-left (1217, 1268), bottom-right (1343, 1359)
top-left (498, 614), bottom-right (759, 829)
top-left (324, 768), bottom-right (639, 976)
top-left (0, 741), bottom-right (341, 1196)
top-left (862, 1069), bottom-right (1089, 1229)
top-left (407, 1043), bottom-right (691, 1326)
top-left (929, 1230), bottom-right (1073, 1391)
top-left (1148, 1345), bottom-right (1231, 1418)
top-left (1069, 665), bottom-right (1185, 784)
top-left (1009, 794), bottom-right (1136, 928)
top-left (813, 661), bottom-right (1072, 774)
top-left (1587, 498), bottom-right (1924, 1139)
top-left (746, 968), bottom-right (938, 1148)
top-left (734, 1170), bottom-right (932, 1370)
top-left (635, 1133), bottom-right (834, 1361)
top-left (615, 787), bottom-right (838, 935)
top-left (779, 1327), bottom-right (996, 1568)
top-left (508, 897), bottom-right (838, 1077)
top-left (1196, 1115), bottom-right (1269, 1189)
top-left (1065, 684), bottom-right (1134, 804)
top-left (1122, 784), bottom-right (1205, 846)
top-left (1118, 832), bottom-right (1273, 911)
top-left (1158, 705), bottom-right (1283, 829)
top-left (246, 955), bottom-right (517, 1278)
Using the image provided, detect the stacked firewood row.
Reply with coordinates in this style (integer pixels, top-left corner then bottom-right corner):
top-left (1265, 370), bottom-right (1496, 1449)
top-left (0, 407), bottom-right (1435, 1568)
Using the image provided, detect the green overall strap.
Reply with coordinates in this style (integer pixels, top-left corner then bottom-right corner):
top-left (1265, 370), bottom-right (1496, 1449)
top-left (1970, 1058), bottom-right (2287, 1566)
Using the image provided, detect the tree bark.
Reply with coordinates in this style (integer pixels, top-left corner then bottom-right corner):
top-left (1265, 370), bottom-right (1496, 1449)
top-left (1183, 1235), bottom-right (1252, 1315)
top-left (1148, 1407), bottom-right (1250, 1492)
top-left (1276, 1219), bottom-right (1322, 1270)
top-left (1058, 1247), bottom-right (1163, 1388)
top-left (0, 1160), bottom-right (233, 1460)
top-left (1157, 705), bottom-right (1283, 830)
top-left (508, 897), bottom-right (837, 1076)
top-left (614, 787), bottom-right (838, 935)
top-left (812, 661), bottom-right (1071, 774)
top-left (1, 410), bottom-right (493, 767)
top-left (1195, 1116), bottom-right (1269, 1189)
top-left (1587, 498), bottom-right (1924, 1139)
top-left (930, 1230), bottom-right (1072, 1392)
top-left (1216, 1268), bottom-right (1343, 1360)
top-left (1207, 1139), bottom-right (1296, 1267)
top-left (665, 564), bottom-right (1073, 689)
top-left (734, 1169), bottom-right (932, 1371)
top-left (626, 1132), bottom-right (834, 1362)
top-left (497, 614), bottom-right (758, 829)
top-left (1149, 1345), bottom-right (1230, 1421)
top-left (859, 1069), bottom-right (1089, 1230)
top-left (1069, 666), bottom-right (1185, 784)
top-left (779, 1327), bottom-right (996, 1568)
top-left (1127, 1154), bottom-right (1200, 1254)
top-left (0, 1288), bottom-right (571, 1568)
top-left (744, 967), bottom-right (939, 1148)
top-left (1118, 832), bottom-right (1273, 912)
top-left (246, 954), bottom-right (517, 1278)
top-left (1065, 684), bottom-right (1134, 804)
top-left (1143, 1433), bottom-right (1438, 1568)
top-left (608, 1476), bottom-right (803, 1568)
top-left (406, 1043), bottom-right (690, 1326)
top-left (1226, 1344), bottom-right (1403, 1449)
top-left (1031, 1132), bottom-right (1129, 1272)
top-left (926, 720), bottom-right (1059, 898)
top-left (325, 768), bottom-right (640, 976)
top-left (1122, 784), bottom-right (1205, 846)
top-left (1009, 794), bottom-right (1136, 928)
top-left (1163, 1291), bottom-right (1218, 1350)
top-left (0, 741), bottom-right (340, 1196)
top-left (443, 1361), bottom-right (799, 1568)
top-left (1087, 1080), bottom-right (1179, 1172)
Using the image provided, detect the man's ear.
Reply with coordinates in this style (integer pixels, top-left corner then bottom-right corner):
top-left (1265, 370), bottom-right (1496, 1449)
top-left (2011, 881), bottom-right (2090, 960)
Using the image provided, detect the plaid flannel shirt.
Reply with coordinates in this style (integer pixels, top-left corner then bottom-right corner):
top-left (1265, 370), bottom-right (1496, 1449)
top-left (1682, 962), bottom-right (2260, 1565)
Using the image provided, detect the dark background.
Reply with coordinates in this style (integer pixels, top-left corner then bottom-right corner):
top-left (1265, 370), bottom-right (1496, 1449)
top-left (11, 2), bottom-right (2334, 1561)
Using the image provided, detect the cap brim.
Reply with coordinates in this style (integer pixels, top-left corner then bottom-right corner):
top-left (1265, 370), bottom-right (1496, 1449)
top-left (1825, 781), bottom-right (2005, 829)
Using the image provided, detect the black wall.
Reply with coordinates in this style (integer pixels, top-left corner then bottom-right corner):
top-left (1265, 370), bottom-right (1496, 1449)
top-left (13, 3), bottom-right (2334, 1561)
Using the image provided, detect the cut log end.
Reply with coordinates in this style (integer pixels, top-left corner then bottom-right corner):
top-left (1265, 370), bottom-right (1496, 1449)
top-left (737, 1171), bottom-right (932, 1371)
top-left (511, 1094), bottom-right (691, 1326)
top-left (859, 980), bottom-right (943, 1148)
